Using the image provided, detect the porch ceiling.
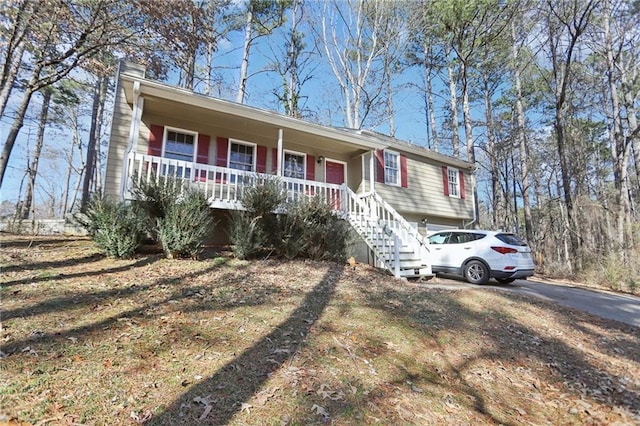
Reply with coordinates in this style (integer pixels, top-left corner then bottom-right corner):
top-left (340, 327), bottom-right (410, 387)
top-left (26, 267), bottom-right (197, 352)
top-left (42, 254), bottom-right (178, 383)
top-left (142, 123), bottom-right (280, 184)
top-left (122, 76), bottom-right (381, 157)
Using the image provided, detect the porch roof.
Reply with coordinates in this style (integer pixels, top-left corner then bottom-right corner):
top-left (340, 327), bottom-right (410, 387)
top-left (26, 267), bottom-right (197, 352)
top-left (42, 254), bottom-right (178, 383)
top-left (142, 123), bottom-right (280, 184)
top-left (120, 71), bottom-right (474, 171)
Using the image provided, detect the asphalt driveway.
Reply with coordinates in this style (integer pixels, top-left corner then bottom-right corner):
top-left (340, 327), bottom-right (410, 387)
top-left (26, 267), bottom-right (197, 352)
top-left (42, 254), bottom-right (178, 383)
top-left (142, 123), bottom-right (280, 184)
top-left (424, 276), bottom-right (640, 328)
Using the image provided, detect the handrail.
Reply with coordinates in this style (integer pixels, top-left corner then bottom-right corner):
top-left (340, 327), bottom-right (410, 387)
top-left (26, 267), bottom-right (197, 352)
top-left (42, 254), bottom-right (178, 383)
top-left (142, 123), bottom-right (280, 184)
top-left (126, 152), bottom-right (344, 210)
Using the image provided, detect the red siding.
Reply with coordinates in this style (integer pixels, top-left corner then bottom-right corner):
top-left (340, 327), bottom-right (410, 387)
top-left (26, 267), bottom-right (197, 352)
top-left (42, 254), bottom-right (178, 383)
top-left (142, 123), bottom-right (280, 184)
top-left (148, 125), bottom-right (164, 156)
top-left (306, 155), bottom-right (315, 180)
top-left (442, 166), bottom-right (449, 196)
top-left (375, 149), bottom-right (385, 183)
top-left (216, 137), bottom-right (228, 167)
top-left (400, 154), bottom-right (408, 188)
top-left (256, 145), bottom-right (267, 173)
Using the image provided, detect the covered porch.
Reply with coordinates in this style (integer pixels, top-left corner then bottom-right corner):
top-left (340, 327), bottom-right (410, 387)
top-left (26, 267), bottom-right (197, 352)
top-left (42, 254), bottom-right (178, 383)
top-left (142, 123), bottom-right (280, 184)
top-left (124, 151), bottom-right (347, 211)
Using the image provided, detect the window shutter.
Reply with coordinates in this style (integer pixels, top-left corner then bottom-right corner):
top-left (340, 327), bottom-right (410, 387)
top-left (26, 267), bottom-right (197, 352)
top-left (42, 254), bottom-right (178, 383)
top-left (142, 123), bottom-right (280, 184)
top-left (216, 137), bottom-right (228, 167)
top-left (459, 170), bottom-right (466, 199)
top-left (442, 166), bottom-right (449, 196)
top-left (306, 155), bottom-right (315, 180)
top-left (197, 134), bottom-right (210, 164)
top-left (148, 125), bottom-right (164, 156)
top-left (272, 148), bottom-right (278, 174)
top-left (400, 154), bottom-right (408, 188)
top-left (375, 149), bottom-right (385, 183)
top-left (256, 145), bottom-right (267, 173)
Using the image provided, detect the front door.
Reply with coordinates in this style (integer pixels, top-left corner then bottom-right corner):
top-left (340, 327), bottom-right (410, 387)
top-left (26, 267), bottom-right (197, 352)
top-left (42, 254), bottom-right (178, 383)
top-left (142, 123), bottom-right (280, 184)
top-left (325, 160), bottom-right (345, 209)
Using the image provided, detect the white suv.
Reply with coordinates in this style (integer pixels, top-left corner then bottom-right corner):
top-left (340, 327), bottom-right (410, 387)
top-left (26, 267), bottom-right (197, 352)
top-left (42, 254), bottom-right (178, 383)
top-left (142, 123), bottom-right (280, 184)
top-left (427, 230), bottom-right (535, 284)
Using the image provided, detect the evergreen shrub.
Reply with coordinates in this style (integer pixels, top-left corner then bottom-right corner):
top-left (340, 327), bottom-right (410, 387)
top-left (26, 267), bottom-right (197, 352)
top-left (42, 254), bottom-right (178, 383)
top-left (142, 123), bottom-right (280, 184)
top-left (85, 197), bottom-right (145, 258)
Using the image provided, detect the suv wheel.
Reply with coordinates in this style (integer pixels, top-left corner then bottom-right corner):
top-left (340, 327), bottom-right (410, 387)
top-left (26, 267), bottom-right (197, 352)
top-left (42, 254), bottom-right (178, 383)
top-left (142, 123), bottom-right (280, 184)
top-left (464, 260), bottom-right (489, 285)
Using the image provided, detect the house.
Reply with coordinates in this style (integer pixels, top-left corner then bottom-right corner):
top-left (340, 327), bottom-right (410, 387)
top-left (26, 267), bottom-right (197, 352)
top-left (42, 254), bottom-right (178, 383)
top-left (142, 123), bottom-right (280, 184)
top-left (104, 62), bottom-right (476, 278)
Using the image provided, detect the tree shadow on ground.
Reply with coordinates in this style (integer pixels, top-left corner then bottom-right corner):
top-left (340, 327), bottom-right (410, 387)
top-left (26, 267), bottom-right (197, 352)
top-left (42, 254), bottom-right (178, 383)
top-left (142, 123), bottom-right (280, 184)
top-left (1, 252), bottom-right (104, 274)
top-left (147, 263), bottom-right (343, 425)
top-left (0, 254), bottom-right (161, 288)
top-left (358, 282), bottom-right (640, 422)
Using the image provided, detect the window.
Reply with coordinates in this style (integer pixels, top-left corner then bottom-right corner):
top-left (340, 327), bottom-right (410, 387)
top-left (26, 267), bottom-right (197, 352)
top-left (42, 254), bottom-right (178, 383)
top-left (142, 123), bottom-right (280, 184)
top-left (163, 129), bottom-right (196, 179)
top-left (284, 151), bottom-right (305, 179)
top-left (384, 150), bottom-right (400, 185)
top-left (229, 141), bottom-right (255, 171)
top-left (447, 167), bottom-right (460, 197)
top-left (165, 130), bottom-right (195, 162)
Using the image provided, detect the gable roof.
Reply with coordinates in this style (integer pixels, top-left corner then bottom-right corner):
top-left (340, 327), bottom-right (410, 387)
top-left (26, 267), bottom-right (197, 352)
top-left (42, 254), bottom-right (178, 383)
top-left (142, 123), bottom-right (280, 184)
top-left (118, 63), bottom-right (474, 171)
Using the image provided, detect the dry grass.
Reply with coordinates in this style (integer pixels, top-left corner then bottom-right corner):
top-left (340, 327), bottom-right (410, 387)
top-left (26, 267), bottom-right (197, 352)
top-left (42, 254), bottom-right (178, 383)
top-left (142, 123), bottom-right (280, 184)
top-left (1, 234), bottom-right (639, 425)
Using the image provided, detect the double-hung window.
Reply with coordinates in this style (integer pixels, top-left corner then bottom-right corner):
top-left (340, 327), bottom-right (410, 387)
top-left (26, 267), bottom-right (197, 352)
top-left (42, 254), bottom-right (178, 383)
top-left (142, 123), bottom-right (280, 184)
top-left (283, 151), bottom-right (305, 179)
top-left (164, 129), bottom-right (196, 178)
top-left (384, 150), bottom-right (400, 186)
top-left (229, 141), bottom-right (255, 171)
top-left (447, 167), bottom-right (460, 197)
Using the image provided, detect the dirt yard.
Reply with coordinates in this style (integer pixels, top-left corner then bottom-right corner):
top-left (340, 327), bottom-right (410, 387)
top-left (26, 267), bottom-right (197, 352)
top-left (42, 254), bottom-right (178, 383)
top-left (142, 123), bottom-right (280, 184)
top-left (1, 235), bottom-right (639, 425)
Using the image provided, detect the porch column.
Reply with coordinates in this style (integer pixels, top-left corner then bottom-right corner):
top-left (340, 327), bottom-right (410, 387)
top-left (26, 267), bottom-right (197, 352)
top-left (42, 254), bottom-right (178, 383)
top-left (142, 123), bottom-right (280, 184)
top-left (120, 81), bottom-right (144, 199)
top-left (369, 149), bottom-right (375, 193)
top-left (277, 128), bottom-right (283, 177)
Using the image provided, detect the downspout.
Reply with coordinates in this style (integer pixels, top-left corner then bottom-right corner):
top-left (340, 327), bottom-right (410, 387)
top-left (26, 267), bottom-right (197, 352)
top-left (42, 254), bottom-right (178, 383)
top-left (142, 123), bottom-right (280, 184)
top-left (463, 171), bottom-right (478, 229)
top-left (119, 80), bottom-right (143, 200)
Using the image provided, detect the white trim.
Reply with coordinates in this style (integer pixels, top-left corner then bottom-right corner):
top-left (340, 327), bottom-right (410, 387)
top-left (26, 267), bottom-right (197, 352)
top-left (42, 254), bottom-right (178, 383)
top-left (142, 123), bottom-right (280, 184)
top-left (323, 157), bottom-right (347, 184)
top-left (383, 149), bottom-right (401, 186)
top-left (228, 138), bottom-right (257, 171)
top-left (283, 149), bottom-right (307, 179)
top-left (162, 126), bottom-right (199, 162)
top-left (446, 166), bottom-right (461, 198)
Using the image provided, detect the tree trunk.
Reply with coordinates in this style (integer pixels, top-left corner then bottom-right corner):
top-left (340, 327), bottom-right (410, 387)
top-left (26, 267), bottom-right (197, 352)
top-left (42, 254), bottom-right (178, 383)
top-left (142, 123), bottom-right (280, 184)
top-left (237, 5), bottom-right (253, 104)
top-left (446, 48), bottom-right (459, 158)
top-left (482, 76), bottom-right (500, 229)
top-left (423, 42), bottom-right (439, 151)
top-left (0, 40), bottom-right (25, 118)
top-left (81, 75), bottom-right (109, 212)
top-left (512, 20), bottom-right (533, 244)
top-left (22, 89), bottom-right (52, 221)
top-left (0, 69), bottom-right (39, 187)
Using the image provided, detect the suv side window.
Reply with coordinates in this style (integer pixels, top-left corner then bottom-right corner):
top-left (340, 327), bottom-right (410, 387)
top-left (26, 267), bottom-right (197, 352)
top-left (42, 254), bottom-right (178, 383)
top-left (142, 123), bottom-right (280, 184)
top-left (428, 232), bottom-right (449, 245)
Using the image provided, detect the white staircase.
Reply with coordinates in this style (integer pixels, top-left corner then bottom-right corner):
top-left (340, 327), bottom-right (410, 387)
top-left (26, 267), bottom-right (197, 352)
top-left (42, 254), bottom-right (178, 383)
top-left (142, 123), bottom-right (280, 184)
top-left (344, 188), bottom-right (433, 279)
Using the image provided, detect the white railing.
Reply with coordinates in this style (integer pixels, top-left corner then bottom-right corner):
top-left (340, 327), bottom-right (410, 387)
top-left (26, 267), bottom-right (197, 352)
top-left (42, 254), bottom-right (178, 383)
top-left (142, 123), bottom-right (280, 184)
top-left (125, 152), bottom-right (344, 210)
top-left (344, 187), bottom-right (401, 275)
top-left (359, 191), bottom-right (430, 261)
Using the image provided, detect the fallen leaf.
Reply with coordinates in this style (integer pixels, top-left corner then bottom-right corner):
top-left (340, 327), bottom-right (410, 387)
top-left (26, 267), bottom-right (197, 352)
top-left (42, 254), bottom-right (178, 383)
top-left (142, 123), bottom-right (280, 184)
top-left (312, 404), bottom-right (329, 417)
top-left (241, 402), bottom-right (252, 414)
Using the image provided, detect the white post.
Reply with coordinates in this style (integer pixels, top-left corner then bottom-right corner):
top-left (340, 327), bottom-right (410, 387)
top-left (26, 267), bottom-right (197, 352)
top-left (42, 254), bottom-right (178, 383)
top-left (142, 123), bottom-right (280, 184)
top-left (277, 128), bottom-right (283, 177)
top-left (369, 150), bottom-right (375, 193)
top-left (120, 81), bottom-right (143, 200)
top-left (394, 234), bottom-right (400, 278)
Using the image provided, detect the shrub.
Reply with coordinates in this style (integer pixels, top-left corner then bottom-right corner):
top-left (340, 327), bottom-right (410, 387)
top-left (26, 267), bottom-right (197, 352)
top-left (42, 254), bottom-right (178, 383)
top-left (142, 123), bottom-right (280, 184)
top-left (229, 211), bottom-right (268, 259)
top-left (156, 188), bottom-right (215, 259)
top-left (230, 176), bottom-right (287, 259)
top-left (130, 171), bottom-right (185, 222)
top-left (85, 197), bottom-right (145, 258)
top-left (276, 196), bottom-right (351, 261)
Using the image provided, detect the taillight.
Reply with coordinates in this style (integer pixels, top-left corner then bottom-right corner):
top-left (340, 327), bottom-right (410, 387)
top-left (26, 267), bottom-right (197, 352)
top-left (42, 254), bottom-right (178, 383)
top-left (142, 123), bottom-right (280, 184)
top-left (491, 246), bottom-right (518, 254)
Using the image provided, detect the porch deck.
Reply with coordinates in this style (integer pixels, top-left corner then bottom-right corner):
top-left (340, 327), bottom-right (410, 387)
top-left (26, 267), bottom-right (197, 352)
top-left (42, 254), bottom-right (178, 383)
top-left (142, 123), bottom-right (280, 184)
top-left (125, 152), bottom-right (345, 211)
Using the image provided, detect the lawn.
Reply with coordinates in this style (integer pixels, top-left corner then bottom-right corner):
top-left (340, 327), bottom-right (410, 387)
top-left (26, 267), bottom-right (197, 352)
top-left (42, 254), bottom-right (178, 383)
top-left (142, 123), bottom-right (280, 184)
top-left (1, 235), bottom-right (639, 425)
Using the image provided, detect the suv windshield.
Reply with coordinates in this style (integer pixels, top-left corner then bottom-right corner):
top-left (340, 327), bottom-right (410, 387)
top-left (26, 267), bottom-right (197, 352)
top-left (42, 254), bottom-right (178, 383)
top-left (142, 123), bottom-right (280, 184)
top-left (496, 233), bottom-right (527, 246)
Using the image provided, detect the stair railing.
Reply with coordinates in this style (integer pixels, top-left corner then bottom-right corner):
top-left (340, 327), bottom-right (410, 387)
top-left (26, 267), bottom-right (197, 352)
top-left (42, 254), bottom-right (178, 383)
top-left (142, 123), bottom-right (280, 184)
top-left (344, 187), bottom-right (402, 276)
top-left (358, 191), bottom-right (430, 261)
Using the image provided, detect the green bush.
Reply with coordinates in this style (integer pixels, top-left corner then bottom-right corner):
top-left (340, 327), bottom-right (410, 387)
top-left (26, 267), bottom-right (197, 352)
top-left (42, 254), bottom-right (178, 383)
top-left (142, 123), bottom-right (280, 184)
top-left (230, 176), bottom-right (287, 259)
top-left (85, 197), bottom-right (145, 258)
top-left (156, 188), bottom-right (215, 259)
top-left (229, 211), bottom-right (268, 259)
top-left (130, 171), bottom-right (185, 220)
top-left (239, 176), bottom-right (287, 216)
top-left (282, 196), bottom-right (351, 261)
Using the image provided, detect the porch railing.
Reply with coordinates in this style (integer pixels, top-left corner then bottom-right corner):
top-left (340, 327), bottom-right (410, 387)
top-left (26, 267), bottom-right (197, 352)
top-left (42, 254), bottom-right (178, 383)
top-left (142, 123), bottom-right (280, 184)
top-left (125, 152), bottom-right (344, 210)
